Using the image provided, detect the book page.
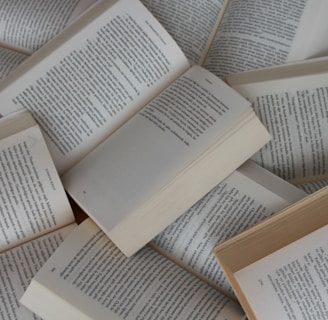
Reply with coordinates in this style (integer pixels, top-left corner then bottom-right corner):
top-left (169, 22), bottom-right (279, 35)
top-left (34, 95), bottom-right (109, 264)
top-left (296, 178), bottom-right (328, 194)
top-left (62, 65), bottom-right (253, 252)
top-left (0, 225), bottom-right (75, 320)
top-left (0, 0), bottom-right (98, 53)
top-left (0, 115), bottom-right (74, 252)
top-left (21, 219), bottom-right (245, 320)
top-left (0, 0), bottom-right (189, 175)
top-left (0, 47), bottom-right (28, 80)
top-left (235, 224), bottom-right (328, 320)
top-left (288, 0), bottom-right (328, 61)
top-left (141, 0), bottom-right (228, 65)
top-left (233, 73), bottom-right (328, 183)
top-left (204, 0), bottom-right (328, 78)
top-left (150, 161), bottom-right (306, 295)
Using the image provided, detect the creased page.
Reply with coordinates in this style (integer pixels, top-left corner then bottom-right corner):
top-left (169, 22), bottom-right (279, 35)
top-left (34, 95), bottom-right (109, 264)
top-left (21, 219), bottom-right (245, 320)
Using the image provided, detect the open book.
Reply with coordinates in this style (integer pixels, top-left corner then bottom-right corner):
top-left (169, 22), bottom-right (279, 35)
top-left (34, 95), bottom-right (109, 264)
top-left (140, 0), bottom-right (328, 77)
top-left (2, 0), bottom-right (328, 80)
top-left (150, 160), bottom-right (306, 297)
top-left (19, 161), bottom-right (306, 319)
top-left (214, 186), bottom-right (328, 320)
top-left (202, 0), bottom-right (328, 78)
top-left (21, 218), bottom-right (246, 320)
top-left (0, 110), bottom-right (76, 319)
top-left (0, 0), bottom-right (270, 257)
top-left (227, 56), bottom-right (328, 185)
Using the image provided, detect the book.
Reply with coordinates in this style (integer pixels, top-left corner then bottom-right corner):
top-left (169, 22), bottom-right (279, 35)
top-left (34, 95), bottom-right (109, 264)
top-left (150, 160), bottom-right (306, 297)
top-left (14, 160), bottom-right (305, 319)
top-left (0, 110), bottom-right (77, 319)
top-left (214, 186), bottom-right (328, 320)
top-left (16, 162), bottom-right (307, 319)
top-left (21, 218), bottom-right (246, 320)
top-left (141, 0), bottom-right (328, 77)
top-left (226, 56), bottom-right (328, 185)
top-left (2, 0), bottom-right (328, 81)
top-left (0, 0), bottom-right (270, 257)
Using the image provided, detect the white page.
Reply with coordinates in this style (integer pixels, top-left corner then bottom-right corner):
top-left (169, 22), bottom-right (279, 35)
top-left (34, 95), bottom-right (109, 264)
top-left (62, 65), bottom-right (251, 240)
top-left (0, 0), bottom-right (189, 174)
top-left (233, 73), bottom-right (328, 183)
top-left (151, 161), bottom-right (306, 295)
top-left (0, 225), bottom-right (75, 320)
top-left (21, 219), bottom-right (245, 320)
top-left (204, 0), bottom-right (328, 78)
top-left (0, 47), bottom-right (28, 80)
top-left (288, 0), bottom-right (328, 60)
top-left (0, 123), bottom-right (74, 252)
top-left (141, 0), bottom-right (228, 65)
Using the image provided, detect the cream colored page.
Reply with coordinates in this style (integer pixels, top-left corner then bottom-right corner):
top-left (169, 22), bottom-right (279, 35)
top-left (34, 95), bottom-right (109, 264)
top-left (22, 219), bottom-right (244, 320)
top-left (0, 225), bottom-right (75, 320)
top-left (0, 0), bottom-right (189, 175)
top-left (234, 74), bottom-right (328, 183)
top-left (204, 0), bottom-right (309, 78)
top-left (141, 0), bottom-right (228, 65)
top-left (150, 162), bottom-right (306, 295)
top-left (63, 65), bottom-right (250, 234)
top-left (0, 47), bottom-right (28, 80)
top-left (0, 125), bottom-right (74, 252)
top-left (235, 225), bottom-right (328, 320)
top-left (0, 0), bottom-right (97, 53)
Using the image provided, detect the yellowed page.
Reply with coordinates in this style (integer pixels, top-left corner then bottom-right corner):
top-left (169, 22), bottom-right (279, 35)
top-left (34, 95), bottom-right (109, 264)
top-left (235, 224), bottom-right (328, 320)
